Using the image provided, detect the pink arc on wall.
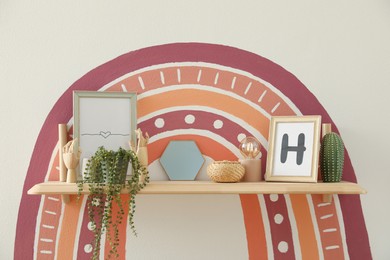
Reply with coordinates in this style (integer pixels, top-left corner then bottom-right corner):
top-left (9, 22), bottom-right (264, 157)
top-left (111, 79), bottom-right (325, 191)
top-left (15, 43), bottom-right (371, 259)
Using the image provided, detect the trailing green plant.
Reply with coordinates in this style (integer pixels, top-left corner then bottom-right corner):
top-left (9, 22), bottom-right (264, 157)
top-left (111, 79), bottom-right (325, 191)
top-left (77, 146), bottom-right (149, 259)
top-left (320, 132), bottom-right (345, 182)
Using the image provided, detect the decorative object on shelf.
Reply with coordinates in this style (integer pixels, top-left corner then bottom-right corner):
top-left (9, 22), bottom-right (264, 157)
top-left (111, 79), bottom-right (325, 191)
top-left (130, 128), bottom-right (149, 183)
top-left (207, 161), bottom-right (245, 183)
top-left (77, 146), bottom-right (149, 260)
top-left (320, 132), bottom-right (345, 182)
top-left (239, 136), bottom-right (262, 182)
top-left (239, 136), bottom-right (261, 159)
top-left (73, 91), bottom-right (137, 179)
top-left (265, 116), bottom-right (321, 182)
top-left (160, 140), bottom-right (205, 180)
top-left (58, 124), bottom-right (68, 182)
top-left (63, 138), bottom-right (81, 183)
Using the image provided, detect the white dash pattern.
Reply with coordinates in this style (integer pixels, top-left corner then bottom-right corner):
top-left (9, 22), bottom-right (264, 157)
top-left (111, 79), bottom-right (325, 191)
top-left (323, 228), bottom-right (337, 233)
top-left (325, 245), bottom-right (340, 250)
top-left (231, 77), bottom-right (236, 89)
top-left (197, 70), bottom-right (202, 82)
top-left (177, 68), bottom-right (181, 83)
top-left (160, 71), bottom-right (165, 85)
top-left (42, 224), bottom-right (55, 229)
top-left (271, 102), bottom-right (280, 113)
top-left (244, 82), bottom-right (252, 95)
top-left (44, 210), bottom-right (57, 215)
top-left (47, 197), bottom-right (60, 202)
top-left (214, 72), bottom-right (219, 85)
top-left (40, 250), bottom-right (53, 255)
top-left (320, 214), bottom-right (334, 220)
top-left (258, 90), bottom-right (267, 102)
top-left (317, 202), bottom-right (331, 207)
top-left (40, 238), bottom-right (54, 243)
top-left (138, 76), bottom-right (145, 90)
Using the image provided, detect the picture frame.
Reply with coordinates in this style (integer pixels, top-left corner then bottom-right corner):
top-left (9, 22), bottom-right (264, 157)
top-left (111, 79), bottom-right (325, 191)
top-left (73, 91), bottom-right (137, 178)
top-left (265, 115), bottom-right (321, 182)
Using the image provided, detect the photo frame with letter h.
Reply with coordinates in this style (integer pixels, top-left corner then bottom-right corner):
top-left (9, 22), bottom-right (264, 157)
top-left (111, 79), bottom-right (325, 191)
top-left (265, 115), bottom-right (321, 182)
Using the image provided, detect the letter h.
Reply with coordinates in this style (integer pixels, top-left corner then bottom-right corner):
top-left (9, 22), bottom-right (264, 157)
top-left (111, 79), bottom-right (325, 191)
top-left (280, 133), bottom-right (306, 165)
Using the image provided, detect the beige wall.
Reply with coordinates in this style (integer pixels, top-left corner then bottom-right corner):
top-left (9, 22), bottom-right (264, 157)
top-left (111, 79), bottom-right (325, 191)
top-left (1, 1), bottom-right (389, 259)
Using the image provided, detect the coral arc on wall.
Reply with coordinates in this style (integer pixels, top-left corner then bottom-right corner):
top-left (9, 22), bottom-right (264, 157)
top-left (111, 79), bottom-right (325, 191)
top-left (15, 43), bottom-right (371, 260)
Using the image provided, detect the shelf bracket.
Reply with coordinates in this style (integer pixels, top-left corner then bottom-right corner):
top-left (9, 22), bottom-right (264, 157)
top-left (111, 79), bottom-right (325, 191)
top-left (61, 194), bottom-right (70, 204)
top-left (322, 194), bottom-right (333, 203)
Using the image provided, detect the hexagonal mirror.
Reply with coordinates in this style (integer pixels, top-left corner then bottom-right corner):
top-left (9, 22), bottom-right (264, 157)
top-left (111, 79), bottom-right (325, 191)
top-left (160, 140), bottom-right (205, 180)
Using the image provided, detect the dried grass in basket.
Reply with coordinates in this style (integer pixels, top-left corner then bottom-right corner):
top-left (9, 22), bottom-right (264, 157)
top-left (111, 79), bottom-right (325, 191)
top-left (207, 160), bottom-right (245, 183)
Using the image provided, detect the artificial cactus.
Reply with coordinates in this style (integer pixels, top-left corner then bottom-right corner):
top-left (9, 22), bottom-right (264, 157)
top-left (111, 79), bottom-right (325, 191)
top-left (320, 132), bottom-right (345, 182)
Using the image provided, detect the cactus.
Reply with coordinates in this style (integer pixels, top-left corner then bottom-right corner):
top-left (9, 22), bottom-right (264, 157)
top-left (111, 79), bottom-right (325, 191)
top-left (320, 132), bottom-right (345, 182)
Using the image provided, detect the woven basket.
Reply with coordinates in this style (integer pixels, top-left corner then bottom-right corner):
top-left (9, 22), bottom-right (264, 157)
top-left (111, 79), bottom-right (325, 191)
top-left (207, 161), bottom-right (245, 183)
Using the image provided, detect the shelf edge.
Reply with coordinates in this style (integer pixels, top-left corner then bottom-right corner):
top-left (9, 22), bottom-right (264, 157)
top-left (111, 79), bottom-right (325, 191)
top-left (27, 181), bottom-right (367, 196)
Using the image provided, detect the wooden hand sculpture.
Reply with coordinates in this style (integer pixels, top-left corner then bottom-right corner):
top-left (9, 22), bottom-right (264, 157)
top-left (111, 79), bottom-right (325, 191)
top-left (130, 129), bottom-right (149, 182)
top-left (130, 128), bottom-right (149, 167)
top-left (63, 138), bottom-right (81, 183)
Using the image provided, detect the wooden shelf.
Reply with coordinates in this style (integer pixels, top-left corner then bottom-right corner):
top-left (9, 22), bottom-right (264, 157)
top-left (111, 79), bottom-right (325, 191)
top-left (28, 181), bottom-right (366, 203)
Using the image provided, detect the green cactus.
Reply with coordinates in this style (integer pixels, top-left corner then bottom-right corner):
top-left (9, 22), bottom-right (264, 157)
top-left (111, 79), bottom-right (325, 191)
top-left (320, 132), bottom-right (345, 182)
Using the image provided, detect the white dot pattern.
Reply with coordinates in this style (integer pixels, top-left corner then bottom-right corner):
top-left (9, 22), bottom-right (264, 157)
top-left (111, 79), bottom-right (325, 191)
top-left (84, 244), bottom-right (93, 253)
top-left (274, 213), bottom-right (284, 224)
top-left (87, 221), bottom-right (95, 231)
top-left (237, 133), bottom-right (246, 142)
top-left (213, 119), bottom-right (223, 129)
top-left (278, 241), bottom-right (288, 253)
top-left (270, 194), bottom-right (279, 202)
top-left (155, 118), bottom-right (165, 128)
top-left (185, 114), bottom-right (195, 124)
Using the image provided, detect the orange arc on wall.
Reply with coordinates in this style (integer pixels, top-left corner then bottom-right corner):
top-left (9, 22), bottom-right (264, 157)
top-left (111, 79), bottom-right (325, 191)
top-left (137, 89), bottom-right (271, 139)
top-left (107, 65), bottom-right (296, 117)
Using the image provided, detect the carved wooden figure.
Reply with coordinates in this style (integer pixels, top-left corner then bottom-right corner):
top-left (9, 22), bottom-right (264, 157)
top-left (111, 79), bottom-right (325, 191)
top-left (131, 128), bottom-right (149, 182)
top-left (63, 138), bottom-right (81, 183)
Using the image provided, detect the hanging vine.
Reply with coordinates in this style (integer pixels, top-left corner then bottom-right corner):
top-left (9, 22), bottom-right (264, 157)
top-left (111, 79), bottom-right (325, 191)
top-left (78, 146), bottom-right (149, 259)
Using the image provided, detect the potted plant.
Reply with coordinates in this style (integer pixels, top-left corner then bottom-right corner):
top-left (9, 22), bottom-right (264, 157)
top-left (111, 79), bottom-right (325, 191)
top-left (78, 146), bottom-right (149, 259)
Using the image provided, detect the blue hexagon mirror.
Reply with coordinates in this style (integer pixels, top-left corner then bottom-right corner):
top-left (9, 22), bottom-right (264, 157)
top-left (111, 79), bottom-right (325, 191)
top-left (239, 136), bottom-right (262, 182)
top-left (160, 140), bottom-right (205, 180)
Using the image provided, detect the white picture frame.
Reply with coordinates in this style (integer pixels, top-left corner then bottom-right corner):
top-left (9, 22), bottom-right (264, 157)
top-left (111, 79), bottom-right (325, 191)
top-left (265, 115), bottom-right (321, 182)
top-left (73, 91), bottom-right (137, 178)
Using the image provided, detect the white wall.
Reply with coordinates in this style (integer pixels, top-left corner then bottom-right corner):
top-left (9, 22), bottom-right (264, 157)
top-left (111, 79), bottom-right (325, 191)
top-left (1, 1), bottom-right (389, 259)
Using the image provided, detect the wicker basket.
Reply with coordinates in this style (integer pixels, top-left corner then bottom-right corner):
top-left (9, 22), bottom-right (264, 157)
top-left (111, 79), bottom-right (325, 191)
top-left (207, 161), bottom-right (245, 183)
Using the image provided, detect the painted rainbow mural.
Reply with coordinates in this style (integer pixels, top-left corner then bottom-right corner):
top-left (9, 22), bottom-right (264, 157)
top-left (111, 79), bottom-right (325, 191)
top-left (15, 43), bottom-right (371, 259)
